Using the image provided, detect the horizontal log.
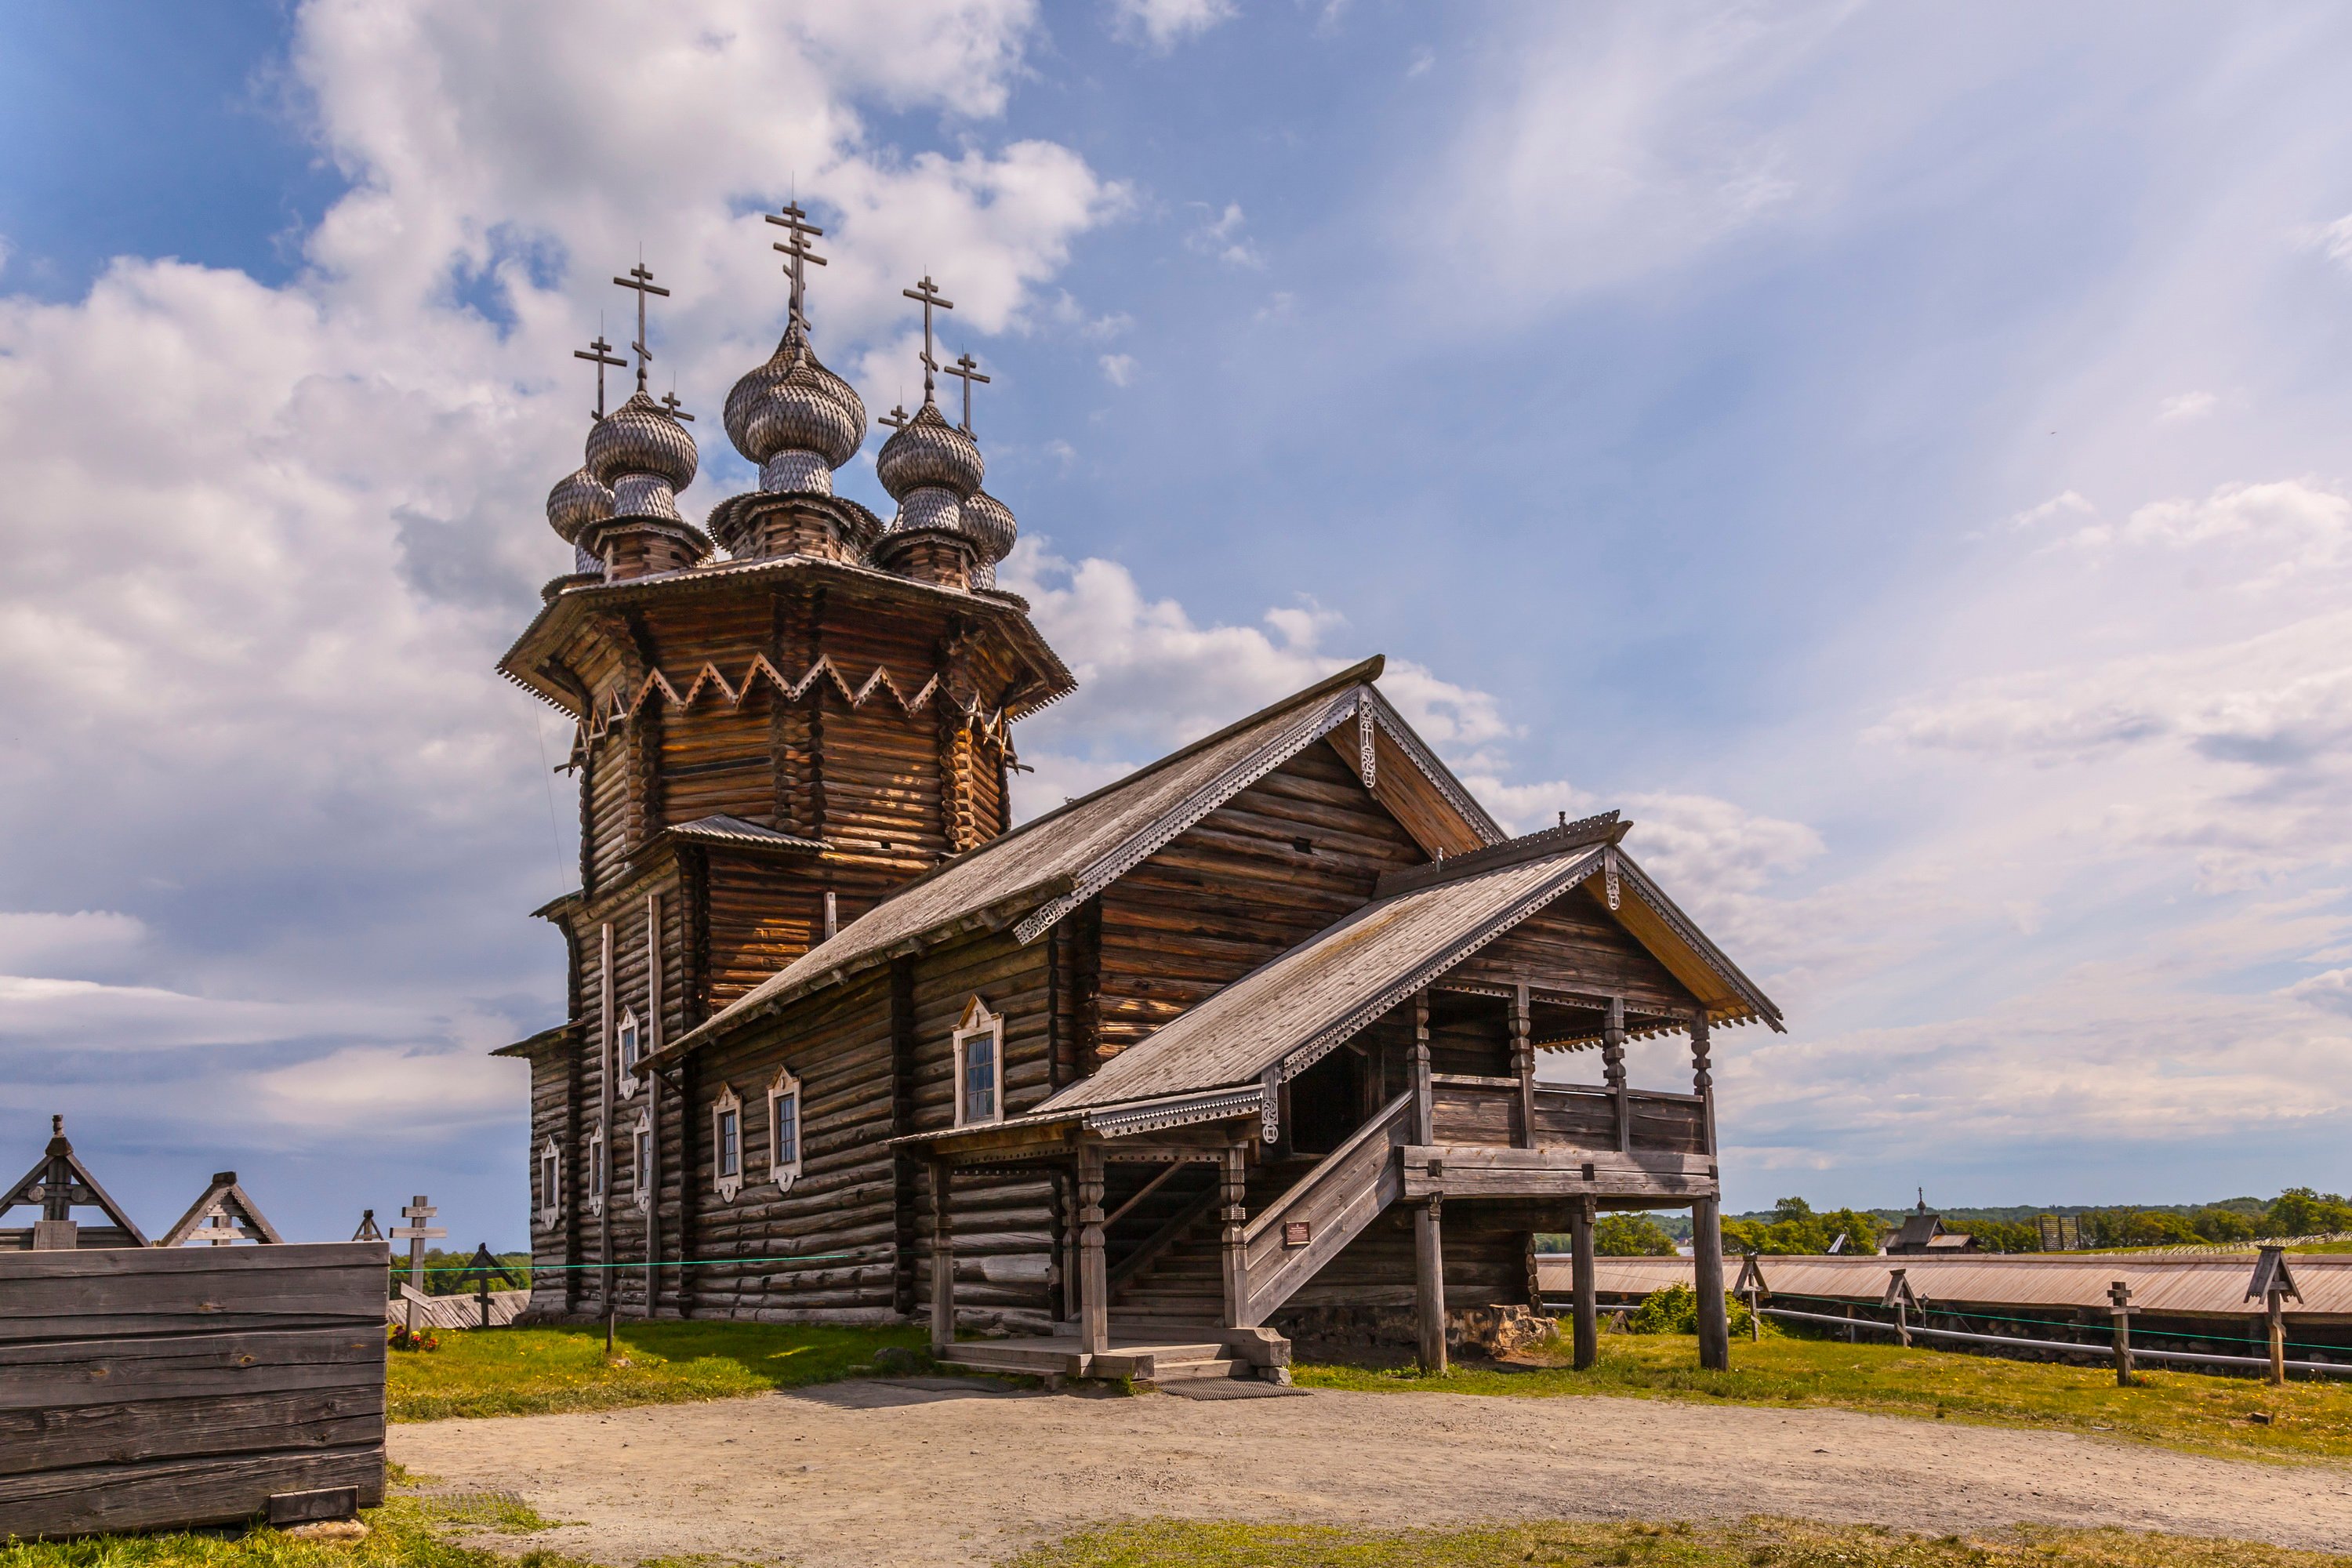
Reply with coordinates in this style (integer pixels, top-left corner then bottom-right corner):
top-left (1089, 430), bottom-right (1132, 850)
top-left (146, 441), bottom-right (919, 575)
top-left (0, 1444), bottom-right (385, 1540)
top-left (0, 1385), bottom-right (383, 1478)
top-left (0, 1328), bottom-right (385, 1411)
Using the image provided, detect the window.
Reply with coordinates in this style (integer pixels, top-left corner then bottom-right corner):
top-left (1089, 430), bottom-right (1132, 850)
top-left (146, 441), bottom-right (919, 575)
top-left (633, 1108), bottom-right (654, 1210)
top-left (586, 1122), bottom-right (606, 1217)
top-left (713, 1084), bottom-right (743, 1202)
top-left (952, 997), bottom-right (1004, 1127)
top-left (538, 1138), bottom-right (560, 1228)
top-left (768, 1069), bottom-right (802, 1192)
top-left (616, 1009), bottom-right (641, 1098)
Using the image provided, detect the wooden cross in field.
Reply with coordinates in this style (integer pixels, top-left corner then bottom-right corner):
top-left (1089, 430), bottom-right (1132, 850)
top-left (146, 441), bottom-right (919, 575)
top-left (390, 1195), bottom-right (445, 1334)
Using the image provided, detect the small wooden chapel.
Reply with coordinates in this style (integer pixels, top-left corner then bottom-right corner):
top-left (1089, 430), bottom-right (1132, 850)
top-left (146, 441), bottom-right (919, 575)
top-left (495, 208), bottom-right (1782, 1381)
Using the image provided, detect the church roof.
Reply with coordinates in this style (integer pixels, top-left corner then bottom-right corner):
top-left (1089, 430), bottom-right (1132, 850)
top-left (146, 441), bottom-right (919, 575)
top-left (652, 655), bottom-right (1506, 1068)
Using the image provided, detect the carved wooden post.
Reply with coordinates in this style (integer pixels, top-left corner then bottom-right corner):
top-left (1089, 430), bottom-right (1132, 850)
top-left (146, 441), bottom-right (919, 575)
top-left (929, 1160), bottom-right (954, 1353)
top-left (1411, 989), bottom-right (1434, 1146)
top-left (1512, 982), bottom-right (1535, 1149)
top-left (1414, 1194), bottom-right (1447, 1374)
top-left (1692, 1192), bottom-right (1730, 1370)
top-left (1690, 1011), bottom-right (1715, 1154)
top-left (1060, 1174), bottom-right (1081, 1324)
top-left (1220, 1142), bottom-right (1249, 1330)
top-left (2108, 1279), bottom-right (2135, 1386)
top-left (1602, 996), bottom-right (1628, 1153)
top-left (1570, 1195), bottom-right (1598, 1370)
top-left (1077, 1142), bottom-right (1109, 1358)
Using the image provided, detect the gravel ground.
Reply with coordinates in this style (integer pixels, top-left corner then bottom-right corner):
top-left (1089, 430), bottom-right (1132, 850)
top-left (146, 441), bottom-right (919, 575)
top-left (390, 1378), bottom-right (2352, 1566)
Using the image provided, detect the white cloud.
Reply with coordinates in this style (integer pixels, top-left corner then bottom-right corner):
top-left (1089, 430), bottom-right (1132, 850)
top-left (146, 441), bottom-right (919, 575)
top-left (2158, 390), bottom-right (2217, 421)
top-left (1098, 351), bottom-right (1137, 386)
top-left (1185, 201), bottom-right (1264, 269)
top-left (0, 912), bottom-right (147, 977)
top-left (2314, 210), bottom-right (2352, 270)
top-left (1112, 0), bottom-right (1236, 51)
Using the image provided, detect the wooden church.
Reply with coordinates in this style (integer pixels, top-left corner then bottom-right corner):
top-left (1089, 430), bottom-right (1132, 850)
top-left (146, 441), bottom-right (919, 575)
top-left (496, 209), bottom-right (1782, 1381)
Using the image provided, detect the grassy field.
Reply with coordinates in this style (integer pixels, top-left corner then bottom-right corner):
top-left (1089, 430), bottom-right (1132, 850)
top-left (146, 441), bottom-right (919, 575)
top-left (1006, 1518), bottom-right (2352, 1568)
top-left (1296, 1333), bottom-right (2352, 1462)
top-left (385, 1319), bottom-right (925, 1421)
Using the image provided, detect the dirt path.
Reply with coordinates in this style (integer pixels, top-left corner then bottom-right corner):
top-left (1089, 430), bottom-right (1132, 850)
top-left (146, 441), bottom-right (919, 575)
top-left (390, 1379), bottom-right (2352, 1566)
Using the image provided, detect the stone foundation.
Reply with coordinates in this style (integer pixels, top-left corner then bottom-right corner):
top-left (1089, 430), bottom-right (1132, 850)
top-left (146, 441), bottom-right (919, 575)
top-left (1273, 1303), bottom-right (1557, 1363)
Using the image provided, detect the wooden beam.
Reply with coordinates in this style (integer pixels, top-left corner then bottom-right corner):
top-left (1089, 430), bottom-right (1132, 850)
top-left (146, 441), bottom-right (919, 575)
top-left (1077, 1143), bottom-right (1109, 1357)
top-left (1570, 1196), bottom-right (1598, 1371)
top-left (1512, 981), bottom-right (1535, 1150)
top-left (928, 1160), bottom-right (953, 1353)
top-left (1100, 1160), bottom-right (1187, 1231)
top-left (1414, 1196), bottom-right (1447, 1374)
top-left (1220, 1143), bottom-right (1248, 1333)
top-left (1693, 1193), bottom-right (1729, 1370)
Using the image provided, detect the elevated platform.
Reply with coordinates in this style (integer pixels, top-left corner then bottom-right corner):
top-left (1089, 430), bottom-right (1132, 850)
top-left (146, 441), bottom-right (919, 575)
top-left (936, 1322), bottom-right (1285, 1385)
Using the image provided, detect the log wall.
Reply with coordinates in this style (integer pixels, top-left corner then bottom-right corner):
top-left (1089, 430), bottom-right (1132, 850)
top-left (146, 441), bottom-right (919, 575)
top-left (0, 1243), bottom-right (387, 1540)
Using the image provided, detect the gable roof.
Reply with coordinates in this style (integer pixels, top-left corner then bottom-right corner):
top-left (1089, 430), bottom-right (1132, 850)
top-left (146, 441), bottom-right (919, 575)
top-left (651, 655), bottom-right (1505, 1067)
top-left (1039, 840), bottom-right (1620, 1117)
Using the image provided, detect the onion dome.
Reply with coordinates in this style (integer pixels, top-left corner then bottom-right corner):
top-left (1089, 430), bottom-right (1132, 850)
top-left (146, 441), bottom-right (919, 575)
top-left (723, 320), bottom-right (866, 496)
top-left (876, 399), bottom-right (983, 532)
top-left (961, 488), bottom-right (1017, 564)
top-left (585, 390), bottom-right (699, 520)
top-left (545, 466), bottom-right (615, 544)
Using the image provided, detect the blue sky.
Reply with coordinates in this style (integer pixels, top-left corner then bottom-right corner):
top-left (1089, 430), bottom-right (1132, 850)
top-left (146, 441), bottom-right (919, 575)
top-left (3, 1), bottom-right (2350, 1248)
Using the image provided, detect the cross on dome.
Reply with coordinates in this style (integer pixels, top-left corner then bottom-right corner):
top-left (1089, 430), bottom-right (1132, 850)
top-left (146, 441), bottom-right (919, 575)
top-left (901, 275), bottom-right (953, 400)
top-left (572, 332), bottom-right (626, 423)
top-left (612, 261), bottom-right (671, 394)
top-left (766, 201), bottom-right (828, 327)
top-left (660, 390), bottom-right (695, 423)
top-left (941, 351), bottom-right (990, 436)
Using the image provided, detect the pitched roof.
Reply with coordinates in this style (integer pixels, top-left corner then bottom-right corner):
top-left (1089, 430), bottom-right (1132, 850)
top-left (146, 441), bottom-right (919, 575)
top-left (1037, 842), bottom-right (1615, 1116)
top-left (654, 655), bottom-right (1504, 1065)
top-left (665, 814), bottom-right (824, 851)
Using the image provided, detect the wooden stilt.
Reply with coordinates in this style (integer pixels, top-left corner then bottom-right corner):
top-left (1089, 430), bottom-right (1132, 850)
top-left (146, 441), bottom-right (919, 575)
top-left (1414, 1195), bottom-right (1448, 1374)
top-left (1692, 1193), bottom-right (1730, 1370)
top-left (1570, 1195), bottom-right (1598, 1370)
top-left (1220, 1142), bottom-right (1248, 1330)
top-left (929, 1160), bottom-right (954, 1353)
top-left (1077, 1142), bottom-right (1109, 1357)
top-left (2269, 1294), bottom-right (2288, 1388)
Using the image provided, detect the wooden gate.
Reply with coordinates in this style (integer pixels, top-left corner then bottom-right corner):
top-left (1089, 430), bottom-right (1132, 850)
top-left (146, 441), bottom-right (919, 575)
top-left (0, 1240), bottom-right (387, 1540)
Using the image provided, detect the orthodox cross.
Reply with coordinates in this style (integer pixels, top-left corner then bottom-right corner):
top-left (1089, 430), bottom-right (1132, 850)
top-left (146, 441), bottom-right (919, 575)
top-left (765, 201), bottom-right (827, 325)
top-left (877, 402), bottom-right (911, 431)
top-left (612, 262), bottom-right (672, 393)
top-left (389, 1194), bottom-right (446, 1334)
top-left (901, 275), bottom-right (953, 398)
top-left (573, 333), bottom-right (626, 423)
top-left (660, 390), bottom-right (695, 423)
top-left (940, 351), bottom-right (989, 435)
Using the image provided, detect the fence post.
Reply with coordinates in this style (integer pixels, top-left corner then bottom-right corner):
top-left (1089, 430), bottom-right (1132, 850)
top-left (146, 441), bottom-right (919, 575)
top-left (2107, 1279), bottom-right (2134, 1386)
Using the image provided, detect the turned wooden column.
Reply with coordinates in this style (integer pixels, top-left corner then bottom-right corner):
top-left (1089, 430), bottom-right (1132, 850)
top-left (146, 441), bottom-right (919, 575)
top-left (1690, 1011), bottom-right (1716, 1154)
top-left (1602, 996), bottom-right (1628, 1153)
top-left (1077, 1142), bottom-right (1109, 1356)
top-left (1570, 1195), bottom-right (1599, 1371)
top-left (1693, 1192), bottom-right (1730, 1370)
top-left (1220, 1142), bottom-right (1249, 1330)
top-left (1512, 982), bottom-right (1535, 1149)
top-left (1414, 1194), bottom-right (1447, 1374)
top-left (929, 1160), bottom-right (955, 1352)
top-left (1410, 990), bottom-right (1434, 1146)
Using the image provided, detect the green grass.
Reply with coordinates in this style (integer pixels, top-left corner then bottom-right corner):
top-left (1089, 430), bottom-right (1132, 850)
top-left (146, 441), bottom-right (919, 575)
top-left (386, 1319), bottom-right (927, 1421)
top-left (1296, 1332), bottom-right (2352, 1462)
top-left (1004, 1517), bottom-right (2350, 1568)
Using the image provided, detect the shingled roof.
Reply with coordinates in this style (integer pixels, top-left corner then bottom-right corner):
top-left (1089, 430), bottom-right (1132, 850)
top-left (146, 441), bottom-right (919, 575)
top-left (651, 655), bottom-right (1505, 1066)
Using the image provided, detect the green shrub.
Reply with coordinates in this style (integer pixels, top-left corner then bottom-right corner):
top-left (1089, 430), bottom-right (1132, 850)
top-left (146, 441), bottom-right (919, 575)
top-left (1624, 1283), bottom-right (1757, 1338)
top-left (1594, 1214), bottom-right (1679, 1256)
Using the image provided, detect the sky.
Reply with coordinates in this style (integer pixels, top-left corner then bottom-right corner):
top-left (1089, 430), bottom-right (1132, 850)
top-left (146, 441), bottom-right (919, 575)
top-left (2, 0), bottom-right (2350, 1249)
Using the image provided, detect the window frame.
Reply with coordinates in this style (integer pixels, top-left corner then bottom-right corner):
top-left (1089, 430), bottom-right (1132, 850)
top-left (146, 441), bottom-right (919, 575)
top-left (585, 1120), bottom-right (606, 1217)
top-left (951, 996), bottom-right (1005, 1128)
top-left (615, 1007), bottom-right (641, 1098)
top-left (767, 1068), bottom-right (803, 1192)
top-left (712, 1084), bottom-right (743, 1203)
top-left (632, 1105), bottom-right (655, 1210)
top-left (538, 1137), bottom-right (561, 1229)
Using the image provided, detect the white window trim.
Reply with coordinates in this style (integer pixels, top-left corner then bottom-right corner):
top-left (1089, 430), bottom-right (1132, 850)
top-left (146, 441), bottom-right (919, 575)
top-left (632, 1105), bottom-right (655, 1211)
top-left (538, 1137), bottom-right (561, 1229)
top-left (952, 996), bottom-right (1006, 1128)
top-left (616, 1008), bottom-right (641, 1099)
top-left (768, 1068), bottom-right (803, 1192)
top-left (713, 1084), bottom-right (743, 1203)
top-left (586, 1120), bottom-right (606, 1217)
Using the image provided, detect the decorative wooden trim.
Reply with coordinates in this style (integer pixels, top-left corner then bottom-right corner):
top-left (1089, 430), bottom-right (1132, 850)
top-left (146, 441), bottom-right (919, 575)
top-left (538, 1137), bottom-right (561, 1230)
top-left (767, 1066), bottom-right (804, 1192)
top-left (584, 1120), bottom-right (606, 1218)
top-left (631, 1105), bottom-right (654, 1212)
top-left (712, 1084), bottom-right (743, 1203)
top-left (1361, 687), bottom-right (1506, 844)
top-left (952, 997), bottom-right (1006, 1128)
top-left (615, 1008), bottom-right (642, 1098)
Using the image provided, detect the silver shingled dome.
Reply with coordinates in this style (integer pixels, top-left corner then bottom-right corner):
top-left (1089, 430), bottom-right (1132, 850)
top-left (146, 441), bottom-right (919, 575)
top-left (586, 390), bottom-right (699, 495)
top-left (723, 320), bottom-right (866, 483)
top-left (960, 488), bottom-right (1017, 564)
top-left (874, 399), bottom-right (983, 502)
top-left (545, 466), bottom-right (615, 543)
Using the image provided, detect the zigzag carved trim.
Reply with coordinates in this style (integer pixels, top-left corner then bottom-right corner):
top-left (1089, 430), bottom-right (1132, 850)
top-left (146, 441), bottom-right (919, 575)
top-left (568, 656), bottom-right (1011, 762)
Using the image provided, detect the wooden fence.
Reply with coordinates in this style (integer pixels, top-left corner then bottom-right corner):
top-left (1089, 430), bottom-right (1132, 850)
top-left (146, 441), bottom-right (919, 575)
top-left (0, 1240), bottom-right (387, 1541)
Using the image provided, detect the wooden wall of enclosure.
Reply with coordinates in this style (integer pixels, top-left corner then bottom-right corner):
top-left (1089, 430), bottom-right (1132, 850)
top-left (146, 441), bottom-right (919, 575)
top-left (0, 1242), bottom-right (387, 1540)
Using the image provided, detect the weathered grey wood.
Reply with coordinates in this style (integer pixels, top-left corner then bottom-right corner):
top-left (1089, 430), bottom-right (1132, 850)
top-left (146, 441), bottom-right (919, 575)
top-left (1077, 1143), bottom-right (1109, 1355)
top-left (1693, 1193), bottom-right (1728, 1370)
top-left (929, 1160), bottom-right (953, 1351)
top-left (1108, 1186), bottom-right (1219, 1293)
top-left (0, 1445), bottom-right (383, 1540)
top-left (1570, 1196), bottom-right (1597, 1370)
top-left (0, 1327), bottom-right (384, 1410)
top-left (0, 1385), bottom-right (383, 1478)
top-left (1414, 1196), bottom-right (1446, 1374)
top-left (1236, 1093), bottom-right (1411, 1326)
